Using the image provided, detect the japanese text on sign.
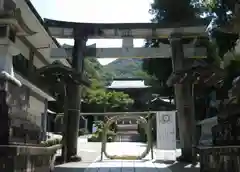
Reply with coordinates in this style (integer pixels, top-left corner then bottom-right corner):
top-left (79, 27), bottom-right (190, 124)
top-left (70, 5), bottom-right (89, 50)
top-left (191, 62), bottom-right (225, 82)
top-left (114, 29), bottom-right (133, 37)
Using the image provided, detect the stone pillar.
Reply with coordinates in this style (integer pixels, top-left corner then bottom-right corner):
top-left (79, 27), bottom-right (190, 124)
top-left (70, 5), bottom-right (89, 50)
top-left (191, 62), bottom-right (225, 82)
top-left (0, 25), bottom-right (21, 145)
top-left (66, 31), bottom-right (86, 161)
top-left (0, 80), bottom-right (11, 145)
top-left (169, 34), bottom-right (195, 162)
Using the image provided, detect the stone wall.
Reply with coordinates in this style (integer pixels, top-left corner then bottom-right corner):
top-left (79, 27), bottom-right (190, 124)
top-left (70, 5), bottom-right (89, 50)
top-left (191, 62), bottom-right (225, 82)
top-left (198, 146), bottom-right (240, 172)
top-left (8, 81), bottom-right (46, 144)
top-left (0, 144), bottom-right (60, 172)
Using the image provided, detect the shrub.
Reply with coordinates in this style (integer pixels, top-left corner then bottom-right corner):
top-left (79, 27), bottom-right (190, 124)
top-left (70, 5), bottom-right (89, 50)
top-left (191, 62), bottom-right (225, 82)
top-left (78, 128), bottom-right (89, 136)
top-left (88, 121), bottom-right (116, 142)
top-left (41, 138), bottom-right (62, 147)
top-left (87, 135), bottom-right (99, 142)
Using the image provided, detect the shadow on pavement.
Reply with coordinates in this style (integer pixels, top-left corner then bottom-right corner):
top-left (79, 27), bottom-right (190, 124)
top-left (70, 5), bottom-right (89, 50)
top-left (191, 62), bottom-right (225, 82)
top-left (54, 166), bottom-right (170, 172)
top-left (54, 167), bottom-right (86, 172)
top-left (154, 161), bottom-right (200, 172)
top-left (54, 162), bottom-right (91, 172)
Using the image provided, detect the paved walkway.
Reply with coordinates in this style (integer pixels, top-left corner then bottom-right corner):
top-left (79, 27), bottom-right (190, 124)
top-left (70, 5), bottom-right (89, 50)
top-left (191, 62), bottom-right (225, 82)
top-left (84, 160), bottom-right (171, 172)
top-left (54, 142), bottom-right (200, 172)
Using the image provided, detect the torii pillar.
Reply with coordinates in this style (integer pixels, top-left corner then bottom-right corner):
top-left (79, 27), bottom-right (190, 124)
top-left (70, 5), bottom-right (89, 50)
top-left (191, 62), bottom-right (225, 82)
top-left (169, 33), bottom-right (196, 162)
top-left (66, 29), bottom-right (87, 161)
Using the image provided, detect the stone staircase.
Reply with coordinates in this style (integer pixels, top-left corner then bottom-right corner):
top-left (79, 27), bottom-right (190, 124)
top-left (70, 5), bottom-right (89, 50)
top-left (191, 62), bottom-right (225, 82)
top-left (115, 123), bottom-right (140, 142)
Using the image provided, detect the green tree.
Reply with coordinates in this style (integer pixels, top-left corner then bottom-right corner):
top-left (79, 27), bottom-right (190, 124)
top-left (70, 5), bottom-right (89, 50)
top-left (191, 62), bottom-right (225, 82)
top-left (82, 57), bottom-right (135, 112)
top-left (84, 88), bottom-right (134, 112)
top-left (143, 0), bottom-right (200, 91)
top-left (107, 91), bottom-right (134, 111)
top-left (143, 0), bottom-right (239, 96)
top-left (141, 0), bottom-right (240, 163)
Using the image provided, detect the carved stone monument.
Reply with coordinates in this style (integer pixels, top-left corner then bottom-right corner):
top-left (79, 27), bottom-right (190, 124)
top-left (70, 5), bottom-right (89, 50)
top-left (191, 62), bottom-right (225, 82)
top-left (156, 111), bottom-right (176, 161)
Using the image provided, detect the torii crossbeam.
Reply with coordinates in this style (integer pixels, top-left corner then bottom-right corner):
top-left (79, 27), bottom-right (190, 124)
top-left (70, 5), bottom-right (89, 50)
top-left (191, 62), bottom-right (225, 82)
top-left (46, 18), bottom-right (207, 59)
top-left (45, 18), bottom-right (207, 39)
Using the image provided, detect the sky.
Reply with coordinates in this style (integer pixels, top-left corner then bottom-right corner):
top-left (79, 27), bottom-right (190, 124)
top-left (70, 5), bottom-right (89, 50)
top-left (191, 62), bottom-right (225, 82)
top-left (30, 0), bottom-right (153, 65)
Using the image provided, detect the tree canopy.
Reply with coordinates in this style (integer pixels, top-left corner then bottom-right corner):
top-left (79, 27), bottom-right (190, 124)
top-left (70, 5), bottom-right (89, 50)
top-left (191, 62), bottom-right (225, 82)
top-left (142, 0), bottom-right (240, 98)
top-left (84, 88), bottom-right (134, 112)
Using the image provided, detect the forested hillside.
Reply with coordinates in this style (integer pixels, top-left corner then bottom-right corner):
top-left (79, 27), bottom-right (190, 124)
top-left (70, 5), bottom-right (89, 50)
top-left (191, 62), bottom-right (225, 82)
top-left (64, 42), bottom-right (144, 80)
top-left (103, 58), bottom-right (143, 79)
top-left (83, 58), bottom-right (135, 112)
top-left (84, 58), bottom-right (113, 83)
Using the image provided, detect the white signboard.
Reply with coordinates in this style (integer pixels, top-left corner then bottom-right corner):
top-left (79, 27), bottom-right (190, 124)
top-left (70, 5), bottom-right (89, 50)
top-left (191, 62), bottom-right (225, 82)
top-left (156, 111), bottom-right (176, 161)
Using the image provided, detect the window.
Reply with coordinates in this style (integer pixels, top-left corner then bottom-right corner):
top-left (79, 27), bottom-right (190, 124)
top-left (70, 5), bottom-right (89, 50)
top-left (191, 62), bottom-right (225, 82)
top-left (13, 54), bottom-right (29, 77)
top-left (13, 54), bottom-right (54, 97)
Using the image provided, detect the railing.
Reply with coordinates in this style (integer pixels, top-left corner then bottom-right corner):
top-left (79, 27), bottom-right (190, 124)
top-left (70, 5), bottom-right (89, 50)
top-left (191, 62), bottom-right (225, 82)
top-left (0, 144), bottom-right (61, 172)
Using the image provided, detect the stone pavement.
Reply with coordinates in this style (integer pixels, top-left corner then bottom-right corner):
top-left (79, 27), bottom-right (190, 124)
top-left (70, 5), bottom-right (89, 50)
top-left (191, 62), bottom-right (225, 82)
top-left (84, 160), bottom-right (171, 172)
top-left (54, 141), bottom-right (200, 172)
top-left (54, 159), bottom-right (200, 172)
top-left (56, 136), bottom-right (101, 162)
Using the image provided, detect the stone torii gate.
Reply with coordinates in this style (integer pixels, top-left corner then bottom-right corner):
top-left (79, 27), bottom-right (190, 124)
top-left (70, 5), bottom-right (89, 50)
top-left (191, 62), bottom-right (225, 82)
top-left (45, 18), bottom-right (207, 162)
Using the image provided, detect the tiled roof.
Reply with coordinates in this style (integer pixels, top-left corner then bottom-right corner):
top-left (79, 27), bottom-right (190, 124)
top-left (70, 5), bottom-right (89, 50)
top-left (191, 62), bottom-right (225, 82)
top-left (107, 80), bottom-right (150, 89)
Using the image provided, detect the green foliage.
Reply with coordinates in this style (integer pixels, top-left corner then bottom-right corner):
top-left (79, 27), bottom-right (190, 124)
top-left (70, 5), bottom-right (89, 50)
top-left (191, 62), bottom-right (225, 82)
top-left (133, 70), bottom-right (157, 84)
top-left (84, 58), bottom-right (112, 82)
top-left (149, 0), bottom-right (197, 22)
top-left (102, 58), bottom-right (161, 97)
top-left (84, 87), bottom-right (134, 112)
top-left (41, 138), bottom-right (62, 147)
top-left (142, 0), bottom-right (240, 98)
top-left (88, 121), bottom-right (116, 142)
top-left (202, 0), bottom-right (218, 9)
top-left (201, 0), bottom-right (234, 21)
top-left (142, 58), bottom-right (174, 96)
top-left (201, 0), bottom-right (239, 58)
top-left (103, 58), bottom-right (157, 91)
top-left (78, 128), bottom-right (89, 136)
top-left (143, 0), bottom-right (199, 86)
top-left (82, 58), bottom-right (135, 111)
